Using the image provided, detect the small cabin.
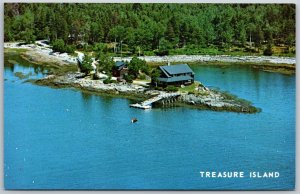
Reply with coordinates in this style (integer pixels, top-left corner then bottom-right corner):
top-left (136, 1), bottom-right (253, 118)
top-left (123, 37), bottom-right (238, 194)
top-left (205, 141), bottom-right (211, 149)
top-left (155, 64), bottom-right (195, 86)
top-left (112, 61), bottom-right (128, 78)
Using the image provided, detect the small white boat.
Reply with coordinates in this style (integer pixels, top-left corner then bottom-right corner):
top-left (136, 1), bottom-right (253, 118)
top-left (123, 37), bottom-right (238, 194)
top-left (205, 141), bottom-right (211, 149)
top-left (131, 118), bottom-right (138, 123)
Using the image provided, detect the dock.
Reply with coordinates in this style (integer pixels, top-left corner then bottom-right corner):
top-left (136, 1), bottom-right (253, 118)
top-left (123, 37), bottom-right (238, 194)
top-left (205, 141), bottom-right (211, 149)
top-left (130, 92), bottom-right (181, 109)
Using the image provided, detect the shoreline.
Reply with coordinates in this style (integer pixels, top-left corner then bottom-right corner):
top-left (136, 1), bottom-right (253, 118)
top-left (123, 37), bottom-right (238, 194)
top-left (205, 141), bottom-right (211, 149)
top-left (114, 54), bottom-right (296, 65)
top-left (4, 41), bottom-right (296, 66)
top-left (32, 72), bottom-right (260, 113)
top-left (4, 42), bottom-right (295, 75)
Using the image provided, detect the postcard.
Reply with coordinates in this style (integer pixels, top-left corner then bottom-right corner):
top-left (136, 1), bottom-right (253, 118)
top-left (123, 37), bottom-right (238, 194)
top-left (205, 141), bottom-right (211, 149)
top-left (3, 3), bottom-right (295, 190)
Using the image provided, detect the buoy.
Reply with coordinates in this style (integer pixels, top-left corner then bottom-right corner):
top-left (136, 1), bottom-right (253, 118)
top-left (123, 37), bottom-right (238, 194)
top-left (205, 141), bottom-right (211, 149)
top-left (131, 118), bottom-right (138, 123)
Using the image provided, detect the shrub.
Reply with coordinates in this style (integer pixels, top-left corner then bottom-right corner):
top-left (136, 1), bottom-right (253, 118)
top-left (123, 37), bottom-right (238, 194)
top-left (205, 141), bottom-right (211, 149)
top-left (153, 86), bottom-right (163, 91)
top-left (165, 85), bottom-right (178, 92)
top-left (83, 44), bottom-right (93, 52)
top-left (198, 91), bottom-right (209, 96)
top-left (103, 78), bottom-right (111, 84)
top-left (263, 44), bottom-right (273, 56)
top-left (52, 39), bottom-right (75, 54)
top-left (123, 74), bottom-right (134, 83)
top-left (139, 74), bottom-right (146, 80)
top-left (93, 43), bottom-right (107, 52)
top-left (65, 45), bottom-right (75, 53)
top-left (154, 50), bottom-right (169, 56)
top-left (78, 54), bottom-right (93, 75)
top-left (52, 39), bottom-right (65, 53)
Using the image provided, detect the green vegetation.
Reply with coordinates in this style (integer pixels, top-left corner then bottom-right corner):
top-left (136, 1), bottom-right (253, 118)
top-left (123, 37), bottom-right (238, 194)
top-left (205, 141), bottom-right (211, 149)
top-left (96, 53), bottom-right (114, 75)
top-left (4, 3), bottom-right (295, 56)
top-left (150, 68), bottom-right (161, 86)
top-left (178, 82), bottom-right (210, 96)
top-left (103, 77), bottom-right (116, 84)
top-left (52, 39), bottom-right (75, 53)
top-left (263, 43), bottom-right (273, 56)
top-left (128, 57), bottom-right (149, 78)
top-left (165, 85), bottom-right (178, 92)
top-left (178, 82), bottom-right (199, 93)
top-left (78, 54), bottom-right (93, 75)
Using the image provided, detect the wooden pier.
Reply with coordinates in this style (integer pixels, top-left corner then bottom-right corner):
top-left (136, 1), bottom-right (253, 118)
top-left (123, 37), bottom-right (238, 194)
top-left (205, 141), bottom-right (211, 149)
top-left (130, 92), bottom-right (181, 109)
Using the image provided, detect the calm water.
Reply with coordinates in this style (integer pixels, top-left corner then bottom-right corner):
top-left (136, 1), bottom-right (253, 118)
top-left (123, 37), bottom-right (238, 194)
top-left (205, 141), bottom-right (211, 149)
top-left (4, 63), bottom-right (295, 190)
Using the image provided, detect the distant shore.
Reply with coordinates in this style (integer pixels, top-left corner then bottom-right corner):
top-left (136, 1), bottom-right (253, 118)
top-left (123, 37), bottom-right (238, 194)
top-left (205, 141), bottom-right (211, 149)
top-left (4, 41), bottom-right (296, 66)
top-left (5, 41), bottom-right (295, 75)
top-left (114, 54), bottom-right (296, 65)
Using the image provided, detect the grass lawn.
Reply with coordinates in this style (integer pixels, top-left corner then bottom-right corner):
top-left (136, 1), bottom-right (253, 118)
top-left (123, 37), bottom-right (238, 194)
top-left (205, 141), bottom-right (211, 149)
top-left (178, 82), bottom-right (200, 93)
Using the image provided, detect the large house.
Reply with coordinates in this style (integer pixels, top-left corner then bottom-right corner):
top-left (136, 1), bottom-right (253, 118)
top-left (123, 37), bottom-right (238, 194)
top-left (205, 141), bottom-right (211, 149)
top-left (155, 64), bottom-right (195, 86)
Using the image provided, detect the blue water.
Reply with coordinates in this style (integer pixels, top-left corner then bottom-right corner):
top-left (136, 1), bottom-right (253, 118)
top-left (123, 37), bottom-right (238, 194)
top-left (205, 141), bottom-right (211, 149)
top-left (4, 63), bottom-right (295, 190)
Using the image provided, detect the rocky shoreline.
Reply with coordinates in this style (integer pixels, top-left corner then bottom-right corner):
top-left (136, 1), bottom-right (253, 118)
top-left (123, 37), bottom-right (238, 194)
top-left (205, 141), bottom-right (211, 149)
top-left (5, 42), bottom-right (295, 76)
top-left (114, 54), bottom-right (296, 65)
top-left (4, 41), bottom-right (296, 66)
top-left (34, 72), bottom-right (260, 113)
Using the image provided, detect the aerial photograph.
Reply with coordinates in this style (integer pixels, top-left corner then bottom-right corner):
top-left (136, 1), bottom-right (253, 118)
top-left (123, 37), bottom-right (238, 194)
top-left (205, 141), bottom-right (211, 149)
top-left (3, 3), bottom-right (295, 190)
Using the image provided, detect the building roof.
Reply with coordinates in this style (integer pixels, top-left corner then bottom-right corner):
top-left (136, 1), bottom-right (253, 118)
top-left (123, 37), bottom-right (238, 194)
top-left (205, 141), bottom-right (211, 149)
top-left (159, 64), bottom-right (194, 77)
top-left (115, 61), bottom-right (126, 70)
top-left (157, 75), bottom-right (194, 83)
top-left (115, 61), bottom-right (126, 67)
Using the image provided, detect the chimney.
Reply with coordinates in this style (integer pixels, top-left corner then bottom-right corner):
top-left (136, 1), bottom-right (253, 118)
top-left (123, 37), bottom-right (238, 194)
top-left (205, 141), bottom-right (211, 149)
top-left (167, 61), bottom-right (170, 66)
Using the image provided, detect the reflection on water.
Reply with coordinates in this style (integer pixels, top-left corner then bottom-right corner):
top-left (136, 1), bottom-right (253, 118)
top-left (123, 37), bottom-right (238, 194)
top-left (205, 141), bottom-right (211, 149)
top-left (4, 63), bottom-right (47, 82)
top-left (4, 62), bottom-right (295, 190)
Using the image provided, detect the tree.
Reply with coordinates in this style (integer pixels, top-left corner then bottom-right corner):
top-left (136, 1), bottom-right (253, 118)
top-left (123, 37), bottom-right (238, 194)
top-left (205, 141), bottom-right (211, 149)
top-left (56, 16), bottom-right (69, 42)
top-left (151, 68), bottom-right (161, 87)
top-left (43, 26), bottom-right (50, 40)
top-left (166, 16), bottom-right (179, 41)
top-left (79, 54), bottom-right (94, 75)
top-left (108, 25), bottom-right (126, 42)
top-left (156, 38), bottom-right (172, 56)
top-left (179, 22), bottom-right (189, 47)
top-left (19, 8), bottom-right (36, 43)
top-left (93, 43), bottom-right (107, 53)
top-left (97, 53), bottom-right (114, 75)
top-left (20, 29), bottom-right (36, 43)
top-left (239, 27), bottom-right (247, 46)
top-left (128, 57), bottom-right (149, 78)
top-left (247, 23), bottom-right (256, 49)
top-left (3, 3), bottom-right (295, 56)
top-left (263, 43), bottom-right (273, 56)
top-left (52, 39), bottom-right (65, 53)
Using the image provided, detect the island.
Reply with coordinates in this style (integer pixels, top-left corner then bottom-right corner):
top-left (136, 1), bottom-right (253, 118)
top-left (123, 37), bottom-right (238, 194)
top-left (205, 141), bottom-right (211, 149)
top-left (4, 4), bottom-right (296, 114)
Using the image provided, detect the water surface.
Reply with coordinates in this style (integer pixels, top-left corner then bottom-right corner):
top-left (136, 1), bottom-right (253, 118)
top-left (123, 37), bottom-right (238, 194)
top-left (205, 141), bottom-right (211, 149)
top-left (4, 63), bottom-right (295, 190)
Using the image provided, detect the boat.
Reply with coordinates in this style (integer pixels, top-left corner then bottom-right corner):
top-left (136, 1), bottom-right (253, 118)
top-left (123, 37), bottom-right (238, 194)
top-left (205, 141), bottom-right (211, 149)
top-left (131, 118), bottom-right (138, 123)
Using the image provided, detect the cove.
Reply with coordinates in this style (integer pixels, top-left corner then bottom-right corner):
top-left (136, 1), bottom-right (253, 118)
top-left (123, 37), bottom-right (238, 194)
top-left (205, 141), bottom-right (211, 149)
top-left (4, 62), bottom-right (295, 190)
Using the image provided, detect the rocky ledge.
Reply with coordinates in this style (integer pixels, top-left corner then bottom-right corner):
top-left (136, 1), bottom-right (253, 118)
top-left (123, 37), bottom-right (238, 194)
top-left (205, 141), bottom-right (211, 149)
top-left (34, 72), bottom-right (260, 113)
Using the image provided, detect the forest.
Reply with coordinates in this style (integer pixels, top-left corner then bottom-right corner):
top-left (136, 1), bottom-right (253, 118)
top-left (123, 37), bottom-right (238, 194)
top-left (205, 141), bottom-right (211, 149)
top-left (4, 3), bottom-right (296, 56)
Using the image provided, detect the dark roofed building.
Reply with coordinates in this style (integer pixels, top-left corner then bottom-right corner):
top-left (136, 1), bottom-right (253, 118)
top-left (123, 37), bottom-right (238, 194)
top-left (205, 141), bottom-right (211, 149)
top-left (115, 61), bottom-right (126, 70)
top-left (113, 61), bottom-right (128, 78)
top-left (156, 64), bottom-right (195, 86)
